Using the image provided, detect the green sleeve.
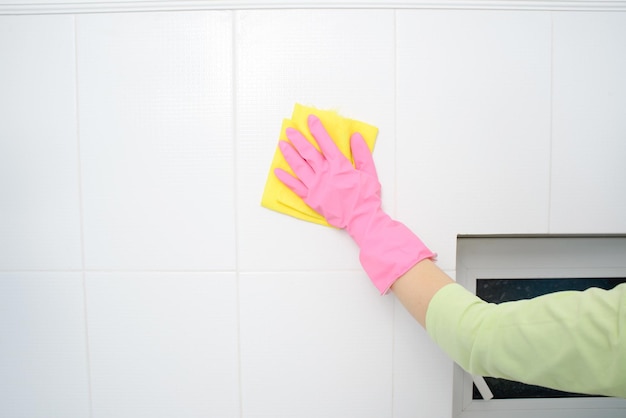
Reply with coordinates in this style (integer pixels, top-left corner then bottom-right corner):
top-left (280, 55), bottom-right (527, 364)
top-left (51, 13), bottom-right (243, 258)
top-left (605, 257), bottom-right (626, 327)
top-left (425, 282), bottom-right (626, 398)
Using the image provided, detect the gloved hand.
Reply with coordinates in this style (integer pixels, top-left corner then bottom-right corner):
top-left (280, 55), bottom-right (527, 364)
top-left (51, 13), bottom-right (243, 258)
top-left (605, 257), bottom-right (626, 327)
top-left (275, 114), bottom-right (435, 294)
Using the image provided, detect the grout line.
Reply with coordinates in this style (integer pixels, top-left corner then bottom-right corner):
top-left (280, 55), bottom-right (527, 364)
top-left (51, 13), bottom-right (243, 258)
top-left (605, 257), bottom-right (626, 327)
top-left (0, 268), bottom-right (367, 274)
top-left (0, 269), bottom-right (241, 273)
top-left (231, 10), bottom-right (244, 418)
top-left (73, 15), bottom-right (94, 418)
top-left (73, 13), bottom-right (85, 298)
top-left (390, 9), bottom-right (398, 417)
top-left (392, 10), bottom-right (399, 221)
top-left (547, 11), bottom-right (554, 233)
top-left (0, 269), bottom-right (86, 273)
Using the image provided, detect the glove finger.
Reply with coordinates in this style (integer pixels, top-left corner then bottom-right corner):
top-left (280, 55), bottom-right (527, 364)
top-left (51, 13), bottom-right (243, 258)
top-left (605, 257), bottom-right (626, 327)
top-left (275, 168), bottom-right (308, 199)
top-left (307, 115), bottom-right (344, 162)
top-left (285, 127), bottom-right (323, 171)
top-left (278, 140), bottom-right (315, 185)
top-left (351, 132), bottom-right (379, 180)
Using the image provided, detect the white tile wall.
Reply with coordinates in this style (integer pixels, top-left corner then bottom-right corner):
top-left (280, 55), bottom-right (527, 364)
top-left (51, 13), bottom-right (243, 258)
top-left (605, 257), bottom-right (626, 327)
top-left (239, 271), bottom-right (393, 418)
top-left (396, 10), bottom-right (553, 270)
top-left (77, 11), bottom-right (236, 270)
top-left (392, 271), bottom-right (457, 418)
top-left (86, 272), bottom-right (239, 417)
top-left (0, 15), bottom-right (82, 270)
top-left (0, 272), bottom-right (90, 417)
top-left (2, 7), bottom-right (626, 418)
top-left (236, 9), bottom-right (397, 272)
top-left (550, 12), bottom-right (626, 233)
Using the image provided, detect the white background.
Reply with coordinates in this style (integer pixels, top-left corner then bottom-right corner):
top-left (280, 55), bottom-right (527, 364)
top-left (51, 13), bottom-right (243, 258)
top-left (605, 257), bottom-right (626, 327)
top-left (1, 4), bottom-right (625, 417)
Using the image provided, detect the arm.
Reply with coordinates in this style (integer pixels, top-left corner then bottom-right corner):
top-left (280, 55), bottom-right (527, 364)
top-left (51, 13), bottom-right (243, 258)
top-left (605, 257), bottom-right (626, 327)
top-left (275, 116), bottom-right (626, 399)
top-left (425, 281), bottom-right (626, 398)
top-left (389, 251), bottom-right (626, 399)
top-left (390, 259), bottom-right (454, 328)
top-left (391, 251), bottom-right (626, 398)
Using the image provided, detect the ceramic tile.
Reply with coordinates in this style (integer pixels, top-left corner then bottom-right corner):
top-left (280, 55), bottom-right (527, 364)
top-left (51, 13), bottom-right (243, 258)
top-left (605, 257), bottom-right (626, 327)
top-left (396, 10), bottom-right (552, 269)
top-left (0, 15), bottom-right (82, 270)
top-left (0, 272), bottom-right (90, 417)
top-left (236, 9), bottom-right (396, 271)
top-left (550, 12), bottom-right (626, 233)
top-left (392, 270), bottom-right (456, 418)
top-left (240, 271), bottom-right (393, 417)
top-left (77, 11), bottom-right (236, 270)
top-left (86, 272), bottom-right (239, 418)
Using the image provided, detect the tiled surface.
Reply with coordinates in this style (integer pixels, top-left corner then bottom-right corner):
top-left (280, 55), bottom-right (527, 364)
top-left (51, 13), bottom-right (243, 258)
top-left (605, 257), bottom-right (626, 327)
top-left (392, 271), bottom-right (456, 418)
top-left (396, 10), bottom-right (552, 269)
top-left (550, 12), bottom-right (626, 233)
top-left (239, 271), bottom-right (394, 417)
top-left (2, 8), bottom-right (626, 418)
top-left (77, 11), bottom-right (236, 270)
top-left (0, 272), bottom-right (90, 417)
top-left (0, 15), bottom-right (82, 270)
top-left (86, 272), bottom-right (239, 417)
top-left (236, 9), bottom-right (397, 272)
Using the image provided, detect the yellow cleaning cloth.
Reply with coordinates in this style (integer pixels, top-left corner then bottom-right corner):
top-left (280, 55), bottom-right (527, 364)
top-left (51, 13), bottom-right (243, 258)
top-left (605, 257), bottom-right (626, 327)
top-left (261, 104), bottom-right (378, 226)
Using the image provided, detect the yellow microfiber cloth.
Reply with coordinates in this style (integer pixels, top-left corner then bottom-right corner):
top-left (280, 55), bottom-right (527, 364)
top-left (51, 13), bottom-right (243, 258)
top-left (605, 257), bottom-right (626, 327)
top-left (261, 103), bottom-right (378, 226)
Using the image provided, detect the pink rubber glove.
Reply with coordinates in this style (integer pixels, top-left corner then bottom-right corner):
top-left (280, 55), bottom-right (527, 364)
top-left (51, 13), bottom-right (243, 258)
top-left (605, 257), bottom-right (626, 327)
top-left (275, 115), bottom-right (435, 294)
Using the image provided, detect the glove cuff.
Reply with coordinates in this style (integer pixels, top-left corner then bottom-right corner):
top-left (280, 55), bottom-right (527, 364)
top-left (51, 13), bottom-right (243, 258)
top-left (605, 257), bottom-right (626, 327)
top-left (348, 210), bottom-right (436, 295)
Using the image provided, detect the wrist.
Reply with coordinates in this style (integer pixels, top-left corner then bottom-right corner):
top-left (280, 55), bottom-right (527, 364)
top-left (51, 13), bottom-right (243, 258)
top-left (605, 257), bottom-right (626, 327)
top-left (347, 209), bottom-right (436, 294)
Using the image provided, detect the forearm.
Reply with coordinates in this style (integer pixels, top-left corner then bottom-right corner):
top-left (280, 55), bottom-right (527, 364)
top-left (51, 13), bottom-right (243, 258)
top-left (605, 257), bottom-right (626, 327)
top-left (390, 259), bottom-right (455, 328)
top-left (425, 282), bottom-right (626, 398)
